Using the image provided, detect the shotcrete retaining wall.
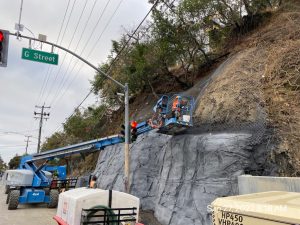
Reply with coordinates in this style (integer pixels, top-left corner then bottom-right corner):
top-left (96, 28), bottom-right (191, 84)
top-left (94, 129), bottom-right (270, 225)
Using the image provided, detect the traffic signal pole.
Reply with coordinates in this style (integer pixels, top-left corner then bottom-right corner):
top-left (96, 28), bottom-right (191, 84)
top-left (124, 84), bottom-right (130, 193)
top-left (8, 32), bottom-right (131, 193)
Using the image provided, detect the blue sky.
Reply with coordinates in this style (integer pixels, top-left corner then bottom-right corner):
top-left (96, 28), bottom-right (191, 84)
top-left (0, 0), bottom-right (151, 163)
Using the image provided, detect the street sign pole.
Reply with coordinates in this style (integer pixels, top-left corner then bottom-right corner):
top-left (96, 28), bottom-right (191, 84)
top-left (9, 32), bottom-right (131, 193)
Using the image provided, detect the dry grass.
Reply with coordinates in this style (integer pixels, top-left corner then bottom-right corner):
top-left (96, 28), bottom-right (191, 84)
top-left (194, 47), bottom-right (267, 126)
top-left (263, 39), bottom-right (300, 175)
top-left (194, 2), bottom-right (300, 175)
top-left (255, 5), bottom-right (300, 175)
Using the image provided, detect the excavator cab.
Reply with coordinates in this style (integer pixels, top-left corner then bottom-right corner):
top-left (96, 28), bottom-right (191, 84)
top-left (149, 94), bottom-right (195, 134)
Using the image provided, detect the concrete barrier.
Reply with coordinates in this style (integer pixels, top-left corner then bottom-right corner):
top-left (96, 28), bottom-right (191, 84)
top-left (238, 175), bottom-right (300, 194)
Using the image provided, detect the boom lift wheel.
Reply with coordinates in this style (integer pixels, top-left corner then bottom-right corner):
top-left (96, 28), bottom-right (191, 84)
top-left (8, 189), bottom-right (20, 210)
top-left (47, 189), bottom-right (59, 208)
top-left (6, 189), bottom-right (10, 204)
top-left (4, 185), bottom-right (9, 194)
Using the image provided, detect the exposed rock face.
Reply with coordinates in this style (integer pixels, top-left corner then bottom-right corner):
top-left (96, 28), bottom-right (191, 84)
top-left (94, 129), bottom-right (269, 225)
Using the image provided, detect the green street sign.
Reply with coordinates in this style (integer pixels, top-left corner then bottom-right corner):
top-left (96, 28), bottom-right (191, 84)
top-left (22, 48), bottom-right (59, 65)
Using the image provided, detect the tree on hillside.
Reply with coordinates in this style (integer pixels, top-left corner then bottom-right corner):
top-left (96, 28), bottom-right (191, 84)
top-left (92, 0), bottom-right (281, 106)
top-left (41, 131), bottom-right (69, 151)
top-left (0, 155), bottom-right (7, 173)
top-left (8, 154), bottom-right (21, 169)
top-left (42, 105), bottom-right (110, 152)
top-left (64, 106), bottom-right (109, 140)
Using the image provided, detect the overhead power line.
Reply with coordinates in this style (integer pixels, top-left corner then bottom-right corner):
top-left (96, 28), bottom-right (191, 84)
top-left (0, 131), bottom-right (38, 139)
top-left (35, 0), bottom-right (72, 106)
top-left (59, 0), bottom-right (78, 47)
top-left (43, 0), bottom-right (79, 104)
top-left (50, 0), bottom-right (125, 134)
top-left (55, 0), bottom-right (72, 44)
top-left (30, 0), bottom-right (73, 145)
top-left (0, 144), bottom-right (37, 148)
top-left (44, 0), bottom-right (111, 106)
top-left (50, 0), bottom-right (159, 134)
top-left (48, 0), bottom-right (99, 106)
top-left (45, 0), bottom-right (89, 104)
top-left (50, 0), bottom-right (119, 107)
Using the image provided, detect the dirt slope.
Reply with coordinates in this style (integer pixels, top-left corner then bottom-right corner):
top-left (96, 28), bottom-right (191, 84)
top-left (192, 1), bottom-right (300, 176)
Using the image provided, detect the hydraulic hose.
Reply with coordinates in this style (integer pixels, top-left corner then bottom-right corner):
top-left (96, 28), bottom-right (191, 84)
top-left (85, 205), bottom-right (117, 225)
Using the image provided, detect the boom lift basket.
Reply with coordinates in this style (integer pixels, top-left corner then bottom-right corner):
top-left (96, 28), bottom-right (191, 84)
top-left (50, 178), bottom-right (78, 192)
top-left (152, 94), bottom-right (195, 134)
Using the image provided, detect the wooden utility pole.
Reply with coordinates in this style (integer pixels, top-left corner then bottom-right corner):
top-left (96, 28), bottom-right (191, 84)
top-left (34, 105), bottom-right (50, 153)
top-left (24, 135), bottom-right (32, 155)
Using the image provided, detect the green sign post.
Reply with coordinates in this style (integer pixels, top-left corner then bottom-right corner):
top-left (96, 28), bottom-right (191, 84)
top-left (22, 48), bottom-right (59, 65)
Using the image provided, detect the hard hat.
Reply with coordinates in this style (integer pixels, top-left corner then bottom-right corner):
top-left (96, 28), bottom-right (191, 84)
top-left (131, 121), bottom-right (138, 128)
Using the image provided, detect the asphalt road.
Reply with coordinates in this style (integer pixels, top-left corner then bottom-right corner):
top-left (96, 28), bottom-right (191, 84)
top-left (0, 184), bottom-right (57, 225)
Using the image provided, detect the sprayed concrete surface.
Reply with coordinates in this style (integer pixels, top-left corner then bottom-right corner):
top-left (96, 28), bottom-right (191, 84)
top-left (93, 54), bottom-right (272, 225)
top-left (0, 185), bottom-right (56, 225)
top-left (94, 130), bottom-right (270, 225)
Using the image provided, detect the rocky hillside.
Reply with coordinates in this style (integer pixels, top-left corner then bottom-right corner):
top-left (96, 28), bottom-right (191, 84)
top-left (92, 1), bottom-right (300, 225)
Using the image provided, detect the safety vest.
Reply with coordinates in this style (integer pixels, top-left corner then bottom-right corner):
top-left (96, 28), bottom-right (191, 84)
top-left (172, 99), bottom-right (180, 111)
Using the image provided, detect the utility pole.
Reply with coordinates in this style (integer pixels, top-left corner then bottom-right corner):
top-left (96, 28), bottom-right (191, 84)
top-left (34, 105), bottom-right (50, 154)
top-left (24, 135), bottom-right (32, 155)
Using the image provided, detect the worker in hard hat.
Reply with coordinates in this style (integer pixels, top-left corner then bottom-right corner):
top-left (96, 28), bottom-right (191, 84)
top-left (172, 96), bottom-right (182, 119)
top-left (148, 106), bottom-right (164, 129)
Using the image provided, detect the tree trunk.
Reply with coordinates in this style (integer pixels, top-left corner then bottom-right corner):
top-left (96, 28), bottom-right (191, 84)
top-left (242, 0), bottom-right (253, 16)
top-left (198, 47), bottom-right (211, 65)
top-left (146, 76), bottom-right (159, 99)
top-left (266, 0), bottom-right (273, 7)
top-left (163, 60), bottom-right (191, 89)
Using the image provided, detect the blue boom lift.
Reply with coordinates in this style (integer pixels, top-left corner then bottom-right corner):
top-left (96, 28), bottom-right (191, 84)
top-left (4, 94), bottom-right (194, 210)
top-left (5, 135), bottom-right (126, 210)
